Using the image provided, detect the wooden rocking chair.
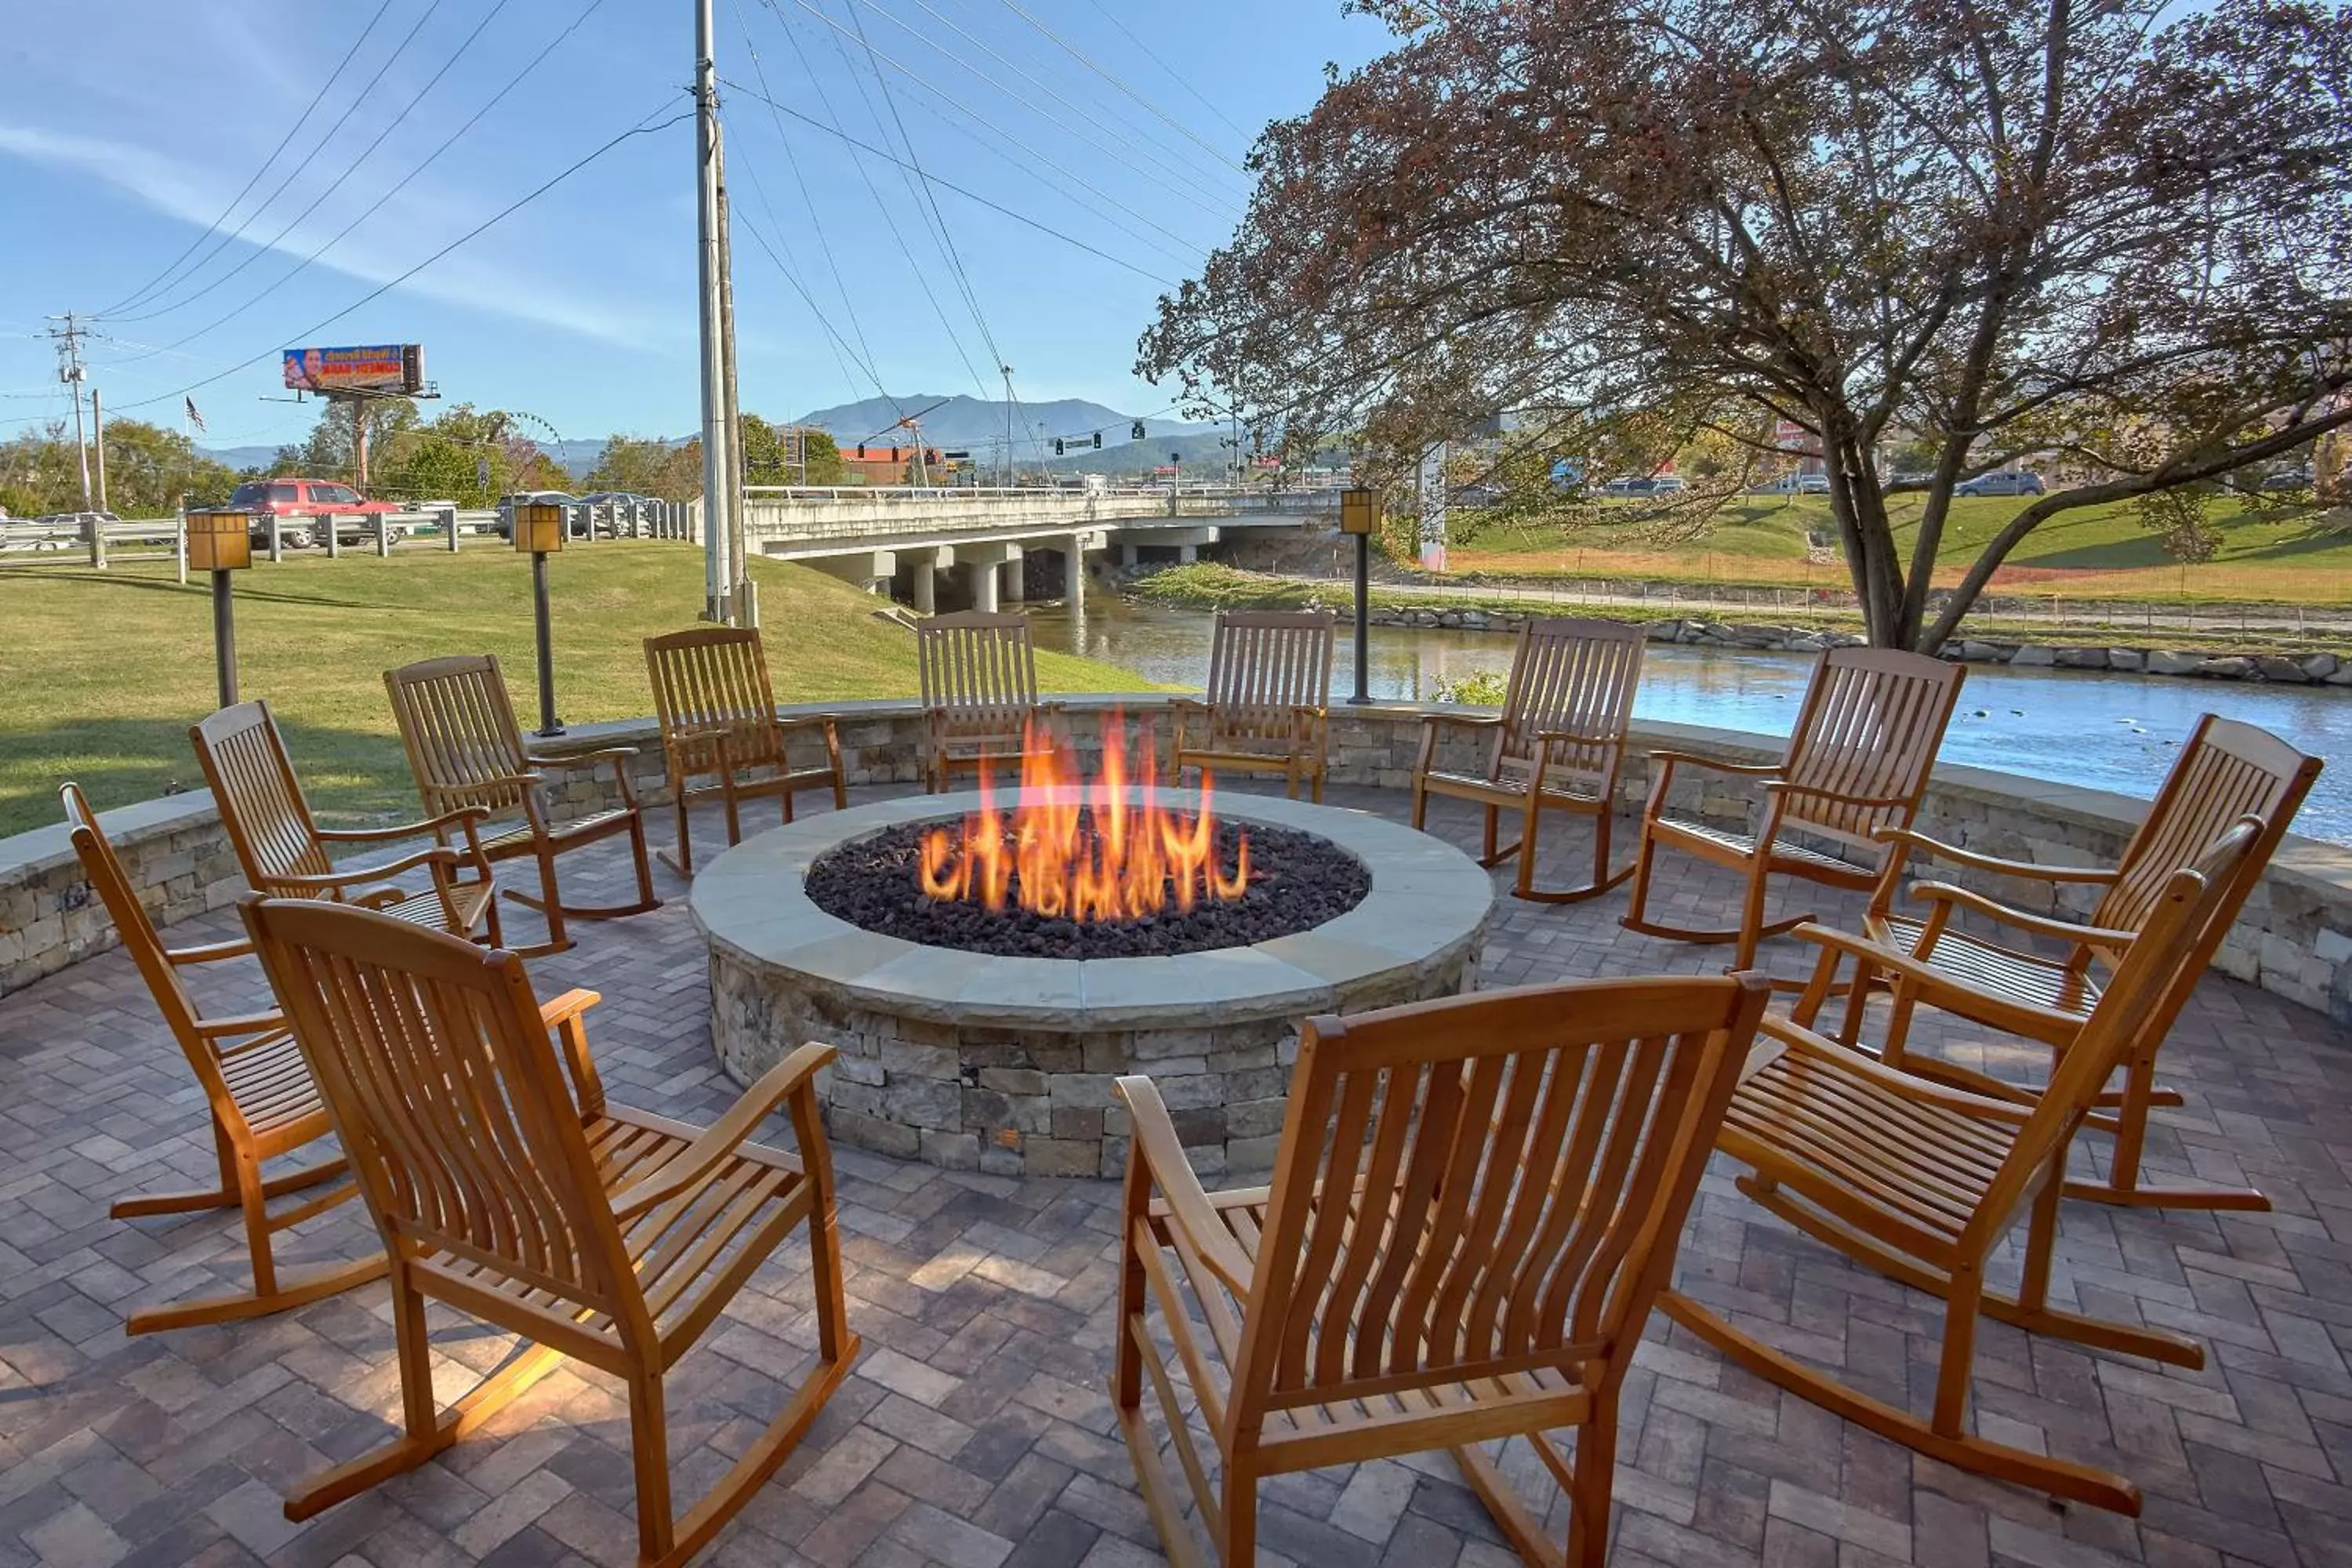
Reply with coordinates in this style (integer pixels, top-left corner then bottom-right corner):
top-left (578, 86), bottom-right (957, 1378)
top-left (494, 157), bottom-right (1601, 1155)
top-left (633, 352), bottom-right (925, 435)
top-left (63, 784), bottom-right (385, 1335)
top-left (386, 654), bottom-right (659, 957)
top-left (643, 627), bottom-right (847, 877)
top-left (1663, 818), bottom-right (2265, 1517)
top-left (1113, 973), bottom-right (1773, 1566)
top-left (240, 897), bottom-right (861, 1567)
top-left (1169, 609), bottom-right (1335, 801)
top-left (1789, 713), bottom-right (2320, 1212)
top-left (193, 700), bottom-right (500, 943)
top-left (1622, 646), bottom-right (1964, 970)
top-left (915, 610), bottom-right (1060, 792)
top-left (1411, 617), bottom-right (1645, 902)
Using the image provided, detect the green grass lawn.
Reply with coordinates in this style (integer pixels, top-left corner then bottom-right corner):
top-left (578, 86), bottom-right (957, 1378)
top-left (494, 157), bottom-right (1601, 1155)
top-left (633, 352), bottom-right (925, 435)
top-left (1446, 493), bottom-right (2352, 601)
top-left (0, 543), bottom-right (1147, 839)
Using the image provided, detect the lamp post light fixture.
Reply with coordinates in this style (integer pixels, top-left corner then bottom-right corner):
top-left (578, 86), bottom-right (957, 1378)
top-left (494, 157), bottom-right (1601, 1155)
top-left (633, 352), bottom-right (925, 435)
top-left (187, 507), bottom-right (253, 707)
top-left (513, 499), bottom-right (567, 736)
top-left (1338, 487), bottom-right (1381, 706)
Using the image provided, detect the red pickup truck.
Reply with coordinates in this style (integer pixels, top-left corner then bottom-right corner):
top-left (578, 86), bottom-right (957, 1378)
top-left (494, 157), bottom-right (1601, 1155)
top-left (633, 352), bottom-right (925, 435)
top-left (228, 477), bottom-right (405, 547)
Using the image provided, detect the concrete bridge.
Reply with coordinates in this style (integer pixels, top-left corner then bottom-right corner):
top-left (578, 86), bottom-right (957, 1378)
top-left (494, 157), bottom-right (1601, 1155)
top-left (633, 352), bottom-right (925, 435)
top-left (740, 485), bottom-right (1334, 613)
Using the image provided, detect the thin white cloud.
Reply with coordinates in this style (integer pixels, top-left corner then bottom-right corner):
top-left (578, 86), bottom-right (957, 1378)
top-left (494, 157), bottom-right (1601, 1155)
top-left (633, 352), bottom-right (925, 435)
top-left (0, 122), bottom-right (666, 348)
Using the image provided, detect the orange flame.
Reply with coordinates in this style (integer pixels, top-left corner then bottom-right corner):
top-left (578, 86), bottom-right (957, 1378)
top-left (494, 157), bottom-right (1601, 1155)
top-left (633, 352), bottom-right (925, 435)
top-left (916, 712), bottom-right (1250, 921)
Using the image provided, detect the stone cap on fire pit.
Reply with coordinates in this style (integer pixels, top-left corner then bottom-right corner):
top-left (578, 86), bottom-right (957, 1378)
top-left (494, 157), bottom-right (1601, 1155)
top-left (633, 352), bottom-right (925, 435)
top-left (688, 787), bottom-right (1496, 1031)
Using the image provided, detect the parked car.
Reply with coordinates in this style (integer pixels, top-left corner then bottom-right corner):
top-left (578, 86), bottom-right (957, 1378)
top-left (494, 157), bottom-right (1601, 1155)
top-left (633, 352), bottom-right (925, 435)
top-left (1648, 474), bottom-right (1686, 494)
top-left (229, 477), bottom-right (401, 546)
top-left (1759, 472), bottom-right (1831, 495)
top-left (1888, 470), bottom-right (1935, 488)
top-left (1955, 470), bottom-right (2046, 497)
top-left (2258, 466), bottom-right (2314, 493)
top-left (1600, 476), bottom-right (1655, 496)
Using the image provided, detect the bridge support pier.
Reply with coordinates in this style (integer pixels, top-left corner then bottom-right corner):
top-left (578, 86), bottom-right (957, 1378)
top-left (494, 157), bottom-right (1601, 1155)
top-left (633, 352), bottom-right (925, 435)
top-left (810, 550), bottom-right (898, 593)
top-left (911, 559), bottom-right (935, 613)
top-left (1065, 534), bottom-right (1086, 618)
top-left (953, 541), bottom-right (1022, 615)
top-left (1000, 559), bottom-right (1025, 605)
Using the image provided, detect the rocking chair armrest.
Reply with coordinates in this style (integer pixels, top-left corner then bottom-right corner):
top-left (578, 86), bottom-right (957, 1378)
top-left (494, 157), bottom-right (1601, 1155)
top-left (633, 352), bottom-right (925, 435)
top-left (1759, 781), bottom-right (1919, 811)
top-left (609, 1042), bottom-right (837, 1220)
top-left (1167, 696), bottom-right (1210, 713)
top-left (1756, 1014), bottom-right (2034, 1124)
top-left (315, 805), bottom-right (490, 844)
top-left (1647, 750), bottom-right (1781, 777)
top-left (1871, 826), bottom-right (2122, 884)
top-left (523, 745), bottom-right (637, 771)
top-left (539, 987), bottom-right (601, 1030)
top-left (165, 936), bottom-right (256, 966)
top-left (1419, 711), bottom-right (1505, 730)
top-left (263, 844), bottom-right (459, 891)
top-left (1113, 1076), bottom-right (1254, 1298)
top-left (192, 1008), bottom-right (286, 1040)
top-left (1908, 881), bottom-right (2140, 951)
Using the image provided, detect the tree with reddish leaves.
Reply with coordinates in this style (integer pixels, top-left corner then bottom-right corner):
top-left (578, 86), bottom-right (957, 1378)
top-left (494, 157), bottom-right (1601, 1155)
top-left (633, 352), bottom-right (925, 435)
top-left (1139, 0), bottom-right (2352, 651)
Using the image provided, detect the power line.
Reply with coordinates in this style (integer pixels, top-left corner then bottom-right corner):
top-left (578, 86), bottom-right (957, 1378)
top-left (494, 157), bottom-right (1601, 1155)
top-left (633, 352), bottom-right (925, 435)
top-left (833, 0), bottom-right (1003, 380)
top-left (845, 0), bottom-right (1243, 219)
top-left (95, 0), bottom-right (399, 318)
top-left (113, 98), bottom-right (693, 413)
top-left (747, 0), bottom-right (985, 399)
top-left (111, 0), bottom-right (511, 329)
top-left (719, 75), bottom-right (1178, 283)
top-left (777, 0), bottom-right (1213, 261)
top-left (1079, 0), bottom-right (1250, 141)
top-left (103, 0), bottom-right (619, 367)
top-left (991, 0), bottom-right (1245, 172)
top-left (107, 0), bottom-right (455, 325)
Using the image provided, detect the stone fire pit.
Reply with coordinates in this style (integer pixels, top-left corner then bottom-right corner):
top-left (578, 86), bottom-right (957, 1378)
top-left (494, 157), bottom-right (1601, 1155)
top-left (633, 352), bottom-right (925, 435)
top-left (691, 787), bottom-right (1495, 1178)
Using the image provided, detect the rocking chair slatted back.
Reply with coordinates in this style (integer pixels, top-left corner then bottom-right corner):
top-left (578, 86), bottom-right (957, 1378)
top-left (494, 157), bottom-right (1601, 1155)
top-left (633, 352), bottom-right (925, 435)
top-left (1238, 975), bottom-right (1769, 1413)
top-left (1779, 648), bottom-right (1965, 852)
top-left (61, 782), bottom-right (212, 1086)
top-left (194, 701), bottom-right (336, 887)
top-left (1491, 619), bottom-right (1646, 794)
top-left (1974, 818), bottom-right (2263, 1241)
top-left (245, 901), bottom-right (636, 1328)
top-left (1200, 611), bottom-right (1334, 746)
top-left (2095, 716), bottom-right (2319, 935)
top-left (645, 628), bottom-right (785, 773)
top-left (385, 655), bottom-right (535, 816)
top-left (916, 612), bottom-right (1040, 747)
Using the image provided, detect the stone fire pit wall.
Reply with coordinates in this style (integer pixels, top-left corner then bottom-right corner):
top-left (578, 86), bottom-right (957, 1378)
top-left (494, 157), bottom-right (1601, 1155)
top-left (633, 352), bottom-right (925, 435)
top-left (691, 788), bottom-right (1495, 1179)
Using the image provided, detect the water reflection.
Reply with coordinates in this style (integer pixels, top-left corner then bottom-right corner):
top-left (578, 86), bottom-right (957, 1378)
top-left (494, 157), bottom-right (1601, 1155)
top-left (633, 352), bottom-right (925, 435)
top-left (1026, 596), bottom-right (2352, 844)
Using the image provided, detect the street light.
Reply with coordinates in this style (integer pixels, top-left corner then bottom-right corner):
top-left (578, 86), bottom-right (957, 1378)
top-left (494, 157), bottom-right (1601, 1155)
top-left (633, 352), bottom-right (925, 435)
top-left (512, 499), bottom-right (566, 736)
top-left (1339, 488), bottom-right (1381, 706)
top-left (186, 507), bottom-right (252, 708)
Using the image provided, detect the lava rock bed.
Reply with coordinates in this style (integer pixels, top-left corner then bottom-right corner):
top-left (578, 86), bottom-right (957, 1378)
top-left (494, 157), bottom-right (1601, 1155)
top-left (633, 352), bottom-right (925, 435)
top-left (804, 814), bottom-right (1372, 959)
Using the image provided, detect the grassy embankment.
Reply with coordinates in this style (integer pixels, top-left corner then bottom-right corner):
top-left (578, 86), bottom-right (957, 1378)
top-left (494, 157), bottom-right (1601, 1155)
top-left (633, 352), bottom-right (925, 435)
top-left (1438, 493), bottom-right (2352, 605)
top-left (1130, 561), bottom-right (2352, 656)
top-left (0, 543), bottom-right (1149, 838)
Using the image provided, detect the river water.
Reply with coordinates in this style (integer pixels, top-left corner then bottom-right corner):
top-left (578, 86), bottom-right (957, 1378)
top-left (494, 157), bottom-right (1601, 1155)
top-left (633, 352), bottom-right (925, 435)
top-left (1026, 596), bottom-right (2352, 844)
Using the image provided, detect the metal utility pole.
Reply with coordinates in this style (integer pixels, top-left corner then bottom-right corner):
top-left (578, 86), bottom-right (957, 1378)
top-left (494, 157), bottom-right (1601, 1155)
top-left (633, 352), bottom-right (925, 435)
top-left (999, 364), bottom-right (1015, 486)
top-left (693, 0), bottom-right (734, 622)
top-left (716, 127), bottom-right (749, 626)
top-left (49, 314), bottom-right (93, 510)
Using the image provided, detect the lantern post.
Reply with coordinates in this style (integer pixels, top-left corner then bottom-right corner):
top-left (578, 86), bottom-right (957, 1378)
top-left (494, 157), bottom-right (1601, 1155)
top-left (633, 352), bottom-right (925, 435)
top-left (186, 508), bottom-right (253, 707)
top-left (513, 499), bottom-right (567, 735)
top-left (1338, 488), bottom-right (1381, 705)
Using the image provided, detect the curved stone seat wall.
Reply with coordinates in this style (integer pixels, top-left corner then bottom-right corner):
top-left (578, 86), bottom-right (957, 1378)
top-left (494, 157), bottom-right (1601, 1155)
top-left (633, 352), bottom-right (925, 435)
top-left (8, 692), bottom-right (2350, 1024)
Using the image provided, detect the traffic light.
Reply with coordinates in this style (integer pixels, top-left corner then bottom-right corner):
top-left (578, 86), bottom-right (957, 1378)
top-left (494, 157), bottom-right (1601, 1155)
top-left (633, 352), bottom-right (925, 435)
top-left (1054, 437), bottom-right (1065, 456)
top-left (1092, 431), bottom-right (1102, 449)
top-left (1131, 419), bottom-right (1145, 440)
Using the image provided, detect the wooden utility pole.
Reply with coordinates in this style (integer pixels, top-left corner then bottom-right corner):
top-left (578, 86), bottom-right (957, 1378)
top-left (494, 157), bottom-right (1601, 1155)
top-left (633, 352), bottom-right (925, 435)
top-left (91, 385), bottom-right (108, 511)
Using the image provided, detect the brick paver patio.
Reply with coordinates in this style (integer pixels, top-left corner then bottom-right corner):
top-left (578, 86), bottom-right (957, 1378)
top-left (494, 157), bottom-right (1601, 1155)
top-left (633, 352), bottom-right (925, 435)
top-left (3, 783), bottom-right (2349, 1567)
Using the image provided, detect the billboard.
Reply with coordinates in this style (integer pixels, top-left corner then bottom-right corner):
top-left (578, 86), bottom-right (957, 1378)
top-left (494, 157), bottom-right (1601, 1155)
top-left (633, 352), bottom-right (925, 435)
top-left (282, 344), bottom-right (423, 395)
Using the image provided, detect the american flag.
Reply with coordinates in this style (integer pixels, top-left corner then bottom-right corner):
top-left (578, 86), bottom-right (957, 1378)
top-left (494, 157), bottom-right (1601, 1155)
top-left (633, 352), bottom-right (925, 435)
top-left (184, 396), bottom-right (206, 435)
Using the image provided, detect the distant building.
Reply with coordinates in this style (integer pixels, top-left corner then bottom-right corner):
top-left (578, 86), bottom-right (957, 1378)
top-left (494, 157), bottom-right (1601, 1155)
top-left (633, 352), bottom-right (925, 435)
top-left (840, 441), bottom-right (946, 485)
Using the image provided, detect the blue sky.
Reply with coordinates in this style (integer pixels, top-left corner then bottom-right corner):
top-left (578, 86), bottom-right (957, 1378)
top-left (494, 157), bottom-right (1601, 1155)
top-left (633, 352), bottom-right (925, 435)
top-left (0, 0), bottom-right (1391, 452)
